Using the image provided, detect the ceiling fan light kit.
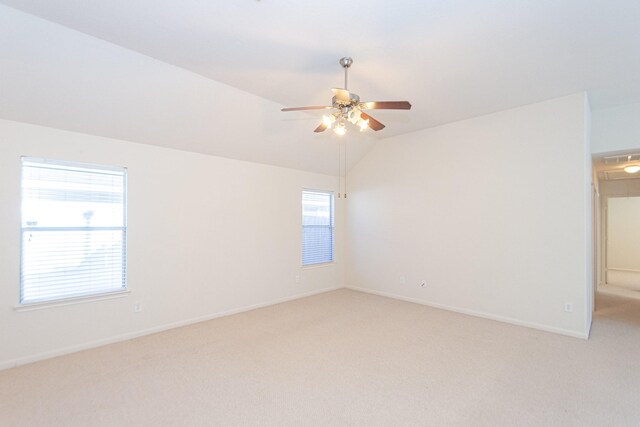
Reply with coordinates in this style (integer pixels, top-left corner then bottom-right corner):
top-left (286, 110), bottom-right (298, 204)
top-left (281, 57), bottom-right (412, 135)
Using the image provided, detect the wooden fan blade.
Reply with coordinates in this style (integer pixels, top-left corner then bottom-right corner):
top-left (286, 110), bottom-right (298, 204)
top-left (331, 88), bottom-right (351, 102)
top-left (361, 112), bottom-right (385, 131)
top-left (281, 106), bottom-right (333, 112)
top-left (359, 101), bottom-right (412, 110)
top-left (314, 123), bottom-right (328, 133)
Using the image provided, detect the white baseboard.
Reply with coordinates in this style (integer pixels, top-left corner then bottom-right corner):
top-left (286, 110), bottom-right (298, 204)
top-left (346, 286), bottom-right (589, 340)
top-left (0, 286), bottom-right (343, 371)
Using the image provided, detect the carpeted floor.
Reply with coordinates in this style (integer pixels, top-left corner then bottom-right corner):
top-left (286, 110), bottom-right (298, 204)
top-left (1, 289), bottom-right (639, 426)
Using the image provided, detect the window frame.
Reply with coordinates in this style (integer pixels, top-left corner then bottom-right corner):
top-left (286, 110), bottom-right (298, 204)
top-left (19, 156), bottom-right (128, 307)
top-left (301, 188), bottom-right (335, 267)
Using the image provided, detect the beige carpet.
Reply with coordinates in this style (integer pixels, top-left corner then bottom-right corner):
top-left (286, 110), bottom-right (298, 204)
top-left (1, 289), bottom-right (639, 426)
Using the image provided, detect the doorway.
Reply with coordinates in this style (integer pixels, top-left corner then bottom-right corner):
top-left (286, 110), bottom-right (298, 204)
top-left (594, 151), bottom-right (640, 299)
top-left (603, 196), bottom-right (640, 292)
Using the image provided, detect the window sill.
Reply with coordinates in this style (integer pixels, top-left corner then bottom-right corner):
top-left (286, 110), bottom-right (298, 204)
top-left (301, 261), bottom-right (336, 270)
top-left (14, 289), bottom-right (130, 312)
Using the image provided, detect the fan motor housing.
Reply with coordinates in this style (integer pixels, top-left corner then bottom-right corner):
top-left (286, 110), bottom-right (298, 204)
top-left (332, 93), bottom-right (360, 107)
top-left (339, 57), bottom-right (353, 68)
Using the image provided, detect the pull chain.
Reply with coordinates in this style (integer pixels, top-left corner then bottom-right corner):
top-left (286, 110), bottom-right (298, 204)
top-left (338, 142), bottom-right (341, 198)
top-left (344, 142), bottom-right (347, 199)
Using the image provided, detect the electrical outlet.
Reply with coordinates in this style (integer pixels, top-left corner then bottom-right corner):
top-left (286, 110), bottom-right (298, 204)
top-left (564, 302), bottom-right (573, 313)
top-left (399, 275), bottom-right (406, 285)
top-left (420, 280), bottom-right (427, 288)
top-left (295, 275), bottom-right (301, 284)
top-left (133, 302), bottom-right (142, 313)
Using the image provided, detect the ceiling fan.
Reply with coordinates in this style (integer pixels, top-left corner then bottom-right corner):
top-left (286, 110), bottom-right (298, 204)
top-left (281, 57), bottom-right (412, 135)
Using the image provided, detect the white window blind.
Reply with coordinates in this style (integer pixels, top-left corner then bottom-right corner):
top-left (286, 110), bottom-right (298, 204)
top-left (302, 190), bottom-right (334, 266)
top-left (20, 157), bottom-right (127, 304)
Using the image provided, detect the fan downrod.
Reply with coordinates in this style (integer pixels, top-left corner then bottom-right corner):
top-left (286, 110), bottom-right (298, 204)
top-left (340, 57), bottom-right (353, 89)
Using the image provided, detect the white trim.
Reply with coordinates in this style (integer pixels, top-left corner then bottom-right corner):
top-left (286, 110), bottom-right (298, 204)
top-left (301, 261), bottom-right (336, 270)
top-left (0, 286), bottom-right (342, 371)
top-left (15, 290), bottom-right (130, 312)
top-left (346, 286), bottom-right (589, 340)
top-left (22, 155), bottom-right (127, 174)
top-left (607, 267), bottom-right (640, 273)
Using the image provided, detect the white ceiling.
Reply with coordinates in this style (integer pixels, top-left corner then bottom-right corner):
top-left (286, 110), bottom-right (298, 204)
top-left (0, 4), bottom-right (375, 175)
top-left (2, 1), bottom-right (640, 173)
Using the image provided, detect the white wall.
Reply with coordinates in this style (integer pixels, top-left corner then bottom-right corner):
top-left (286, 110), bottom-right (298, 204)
top-left (600, 177), bottom-right (640, 290)
top-left (592, 102), bottom-right (640, 154)
top-left (600, 178), bottom-right (640, 198)
top-left (607, 197), bottom-right (640, 273)
top-left (346, 93), bottom-right (592, 338)
top-left (599, 179), bottom-right (640, 290)
top-left (0, 119), bottom-right (343, 369)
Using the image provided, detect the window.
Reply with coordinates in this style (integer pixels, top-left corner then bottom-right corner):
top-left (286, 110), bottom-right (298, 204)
top-left (302, 190), bottom-right (334, 266)
top-left (20, 157), bottom-right (127, 304)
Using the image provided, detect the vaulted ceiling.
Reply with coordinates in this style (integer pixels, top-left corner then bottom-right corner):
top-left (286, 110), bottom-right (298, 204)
top-left (2, 1), bottom-right (640, 174)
